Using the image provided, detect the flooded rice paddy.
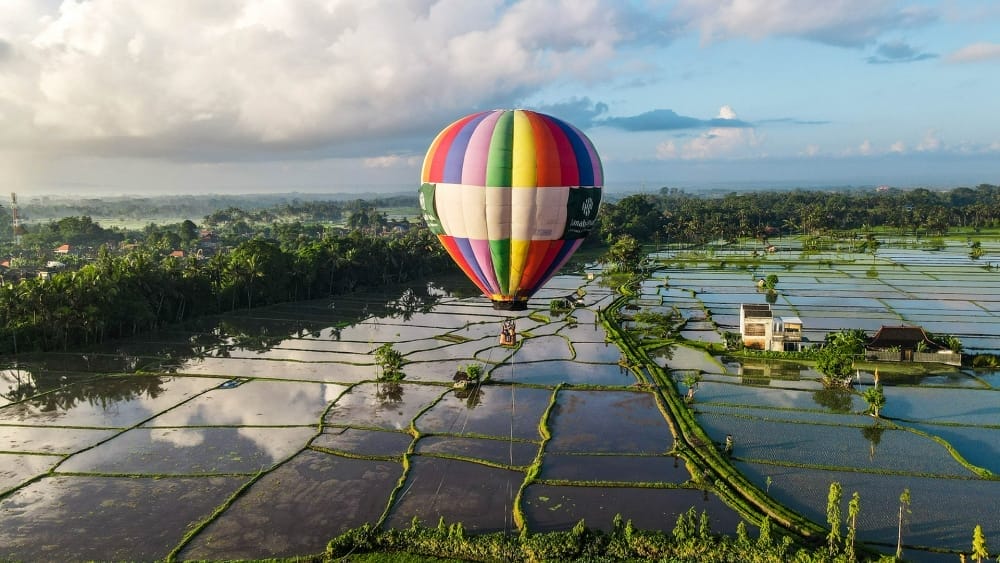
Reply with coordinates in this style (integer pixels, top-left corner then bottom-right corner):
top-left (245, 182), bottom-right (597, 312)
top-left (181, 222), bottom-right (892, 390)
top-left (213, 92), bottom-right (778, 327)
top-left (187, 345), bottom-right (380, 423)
top-left (656, 244), bottom-right (999, 558)
top-left (0, 245), bottom-right (997, 561)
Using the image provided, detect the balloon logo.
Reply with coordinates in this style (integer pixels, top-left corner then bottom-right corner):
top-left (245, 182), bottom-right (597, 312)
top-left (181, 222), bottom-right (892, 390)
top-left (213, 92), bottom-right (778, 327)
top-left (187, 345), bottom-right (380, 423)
top-left (420, 109), bottom-right (603, 310)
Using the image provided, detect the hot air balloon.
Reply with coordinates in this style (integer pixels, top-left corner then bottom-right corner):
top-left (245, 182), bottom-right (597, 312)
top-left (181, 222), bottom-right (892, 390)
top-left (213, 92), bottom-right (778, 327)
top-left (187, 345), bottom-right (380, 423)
top-left (419, 109), bottom-right (603, 310)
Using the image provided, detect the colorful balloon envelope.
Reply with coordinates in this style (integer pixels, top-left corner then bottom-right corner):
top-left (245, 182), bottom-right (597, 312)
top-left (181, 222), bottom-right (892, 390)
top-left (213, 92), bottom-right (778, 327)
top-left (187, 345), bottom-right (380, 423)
top-left (420, 109), bottom-right (603, 310)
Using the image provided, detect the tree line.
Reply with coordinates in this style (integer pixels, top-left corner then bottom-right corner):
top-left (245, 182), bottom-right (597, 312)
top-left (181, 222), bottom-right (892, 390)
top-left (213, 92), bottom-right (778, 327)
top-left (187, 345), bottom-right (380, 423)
top-left (0, 227), bottom-right (450, 354)
top-left (598, 184), bottom-right (1000, 245)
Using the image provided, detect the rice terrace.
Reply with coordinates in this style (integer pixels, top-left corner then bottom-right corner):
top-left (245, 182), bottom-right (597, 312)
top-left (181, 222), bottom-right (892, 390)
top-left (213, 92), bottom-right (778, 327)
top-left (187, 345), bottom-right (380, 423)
top-left (1, 235), bottom-right (997, 562)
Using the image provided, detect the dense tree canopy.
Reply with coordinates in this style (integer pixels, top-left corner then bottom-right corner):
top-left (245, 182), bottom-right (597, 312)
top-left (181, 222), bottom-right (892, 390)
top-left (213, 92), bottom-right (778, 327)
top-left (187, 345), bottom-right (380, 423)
top-left (0, 227), bottom-right (449, 354)
top-left (592, 184), bottom-right (1000, 244)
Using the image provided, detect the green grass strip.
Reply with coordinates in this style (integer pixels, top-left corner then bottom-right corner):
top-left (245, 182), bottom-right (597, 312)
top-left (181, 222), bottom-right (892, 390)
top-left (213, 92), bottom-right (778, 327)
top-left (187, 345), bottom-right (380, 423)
top-left (513, 384), bottom-right (559, 534)
top-left (738, 457), bottom-right (985, 480)
top-left (164, 467), bottom-right (272, 562)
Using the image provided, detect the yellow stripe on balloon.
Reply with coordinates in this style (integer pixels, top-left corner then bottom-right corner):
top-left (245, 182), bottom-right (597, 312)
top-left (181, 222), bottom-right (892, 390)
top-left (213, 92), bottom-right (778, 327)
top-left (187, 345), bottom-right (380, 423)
top-left (511, 110), bottom-right (537, 188)
top-left (509, 238), bottom-right (531, 294)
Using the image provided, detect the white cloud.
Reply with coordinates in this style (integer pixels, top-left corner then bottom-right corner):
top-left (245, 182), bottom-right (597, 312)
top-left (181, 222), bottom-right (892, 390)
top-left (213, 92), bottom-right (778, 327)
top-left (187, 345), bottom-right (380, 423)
top-left (916, 129), bottom-right (942, 152)
top-left (673, 0), bottom-right (934, 47)
top-left (801, 144), bottom-right (821, 157)
top-left (363, 155), bottom-right (419, 169)
top-left (857, 139), bottom-right (873, 155)
top-left (889, 141), bottom-right (906, 153)
top-left (0, 0), bottom-right (626, 158)
top-left (946, 42), bottom-right (1000, 63)
top-left (655, 140), bottom-right (678, 159)
top-left (655, 106), bottom-right (759, 160)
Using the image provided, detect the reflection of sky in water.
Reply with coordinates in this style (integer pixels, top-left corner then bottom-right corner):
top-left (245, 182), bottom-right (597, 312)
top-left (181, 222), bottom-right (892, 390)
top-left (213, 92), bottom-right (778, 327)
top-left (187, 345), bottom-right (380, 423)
top-left (526, 319), bottom-right (566, 337)
top-left (698, 413), bottom-right (973, 477)
top-left (0, 453), bottom-right (57, 494)
top-left (886, 298), bottom-right (993, 313)
top-left (405, 337), bottom-right (494, 362)
top-left (680, 330), bottom-right (723, 344)
top-left (571, 342), bottom-right (622, 363)
top-left (175, 357), bottom-right (375, 383)
top-left (696, 381), bottom-right (867, 412)
top-left (540, 454), bottom-right (689, 484)
top-left (145, 380), bottom-right (344, 427)
top-left (656, 345), bottom-right (724, 373)
top-left (736, 462), bottom-right (1000, 552)
top-left (415, 386), bottom-right (552, 441)
top-left (402, 360), bottom-right (478, 383)
top-left (383, 457), bottom-right (522, 533)
top-left (324, 382), bottom-right (446, 431)
top-left (547, 390), bottom-right (672, 454)
top-left (909, 423), bottom-right (1000, 474)
top-left (491, 360), bottom-right (633, 386)
top-left (0, 376), bottom-right (219, 428)
top-left (219, 348), bottom-right (365, 363)
top-left (514, 336), bottom-right (573, 361)
top-left (270, 339), bottom-right (373, 354)
top-left (179, 451), bottom-right (402, 561)
top-left (416, 436), bottom-right (538, 466)
top-left (0, 426), bottom-right (117, 454)
top-left (0, 475), bottom-right (247, 562)
top-left (58, 427), bottom-right (314, 474)
top-left (555, 320), bottom-right (609, 343)
top-left (880, 386), bottom-right (1000, 425)
top-left (311, 427), bottom-right (412, 457)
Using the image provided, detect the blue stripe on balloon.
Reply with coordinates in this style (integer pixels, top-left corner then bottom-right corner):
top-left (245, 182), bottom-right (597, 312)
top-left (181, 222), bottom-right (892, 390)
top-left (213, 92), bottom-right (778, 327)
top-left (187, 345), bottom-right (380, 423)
top-left (443, 112), bottom-right (490, 184)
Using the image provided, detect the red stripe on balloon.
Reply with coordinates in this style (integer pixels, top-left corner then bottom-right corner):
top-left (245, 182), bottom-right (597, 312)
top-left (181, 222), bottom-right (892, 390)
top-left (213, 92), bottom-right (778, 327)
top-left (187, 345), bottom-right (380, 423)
top-left (520, 239), bottom-right (565, 293)
top-left (544, 117), bottom-right (579, 187)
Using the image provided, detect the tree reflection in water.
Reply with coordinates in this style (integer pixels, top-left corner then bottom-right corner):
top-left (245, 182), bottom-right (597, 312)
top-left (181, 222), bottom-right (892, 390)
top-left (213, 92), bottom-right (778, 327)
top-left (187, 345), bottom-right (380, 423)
top-left (1, 366), bottom-right (167, 414)
top-left (812, 387), bottom-right (854, 413)
top-left (454, 385), bottom-right (485, 409)
top-left (860, 422), bottom-right (885, 461)
top-left (1, 366), bottom-right (37, 403)
top-left (383, 285), bottom-right (442, 322)
top-left (375, 381), bottom-right (404, 405)
top-left (1, 281), bottom-right (454, 418)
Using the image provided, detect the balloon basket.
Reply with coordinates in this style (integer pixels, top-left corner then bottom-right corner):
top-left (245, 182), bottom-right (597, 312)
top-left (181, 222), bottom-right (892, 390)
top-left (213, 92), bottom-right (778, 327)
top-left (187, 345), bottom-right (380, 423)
top-left (492, 300), bottom-right (528, 311)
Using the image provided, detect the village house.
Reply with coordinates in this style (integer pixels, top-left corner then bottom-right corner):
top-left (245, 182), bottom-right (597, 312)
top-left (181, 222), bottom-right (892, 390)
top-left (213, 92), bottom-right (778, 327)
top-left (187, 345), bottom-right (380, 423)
top-left (739, 303), bottom-right (804, 352)
top-left (865, 325), bottom-right (962, 366)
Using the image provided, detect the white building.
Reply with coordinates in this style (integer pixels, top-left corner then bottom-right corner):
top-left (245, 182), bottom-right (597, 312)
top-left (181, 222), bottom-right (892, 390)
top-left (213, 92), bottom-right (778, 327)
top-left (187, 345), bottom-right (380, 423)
top-left (739, 304), bottom-right (803, 352)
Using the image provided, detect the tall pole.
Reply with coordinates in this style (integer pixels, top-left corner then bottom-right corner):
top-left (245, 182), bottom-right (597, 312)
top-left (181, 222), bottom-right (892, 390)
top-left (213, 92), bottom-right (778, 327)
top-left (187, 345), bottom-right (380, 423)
top-left (10, 192), bottom-right (21, 245)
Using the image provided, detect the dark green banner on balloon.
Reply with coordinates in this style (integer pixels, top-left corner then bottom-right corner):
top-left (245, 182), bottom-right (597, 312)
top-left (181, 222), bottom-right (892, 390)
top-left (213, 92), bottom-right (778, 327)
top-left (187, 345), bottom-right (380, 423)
top-left (563, 187), bottom-right (602, 239)
top-left (419, 183), bottom-right (445, 235)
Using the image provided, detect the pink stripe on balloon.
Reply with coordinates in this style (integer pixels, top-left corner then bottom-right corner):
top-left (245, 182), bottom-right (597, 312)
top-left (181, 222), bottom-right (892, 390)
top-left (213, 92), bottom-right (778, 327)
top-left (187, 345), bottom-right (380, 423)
top-left (461, 111), bottom-right (501, 187)
top-left (469, 238), bottom-right (500, 294)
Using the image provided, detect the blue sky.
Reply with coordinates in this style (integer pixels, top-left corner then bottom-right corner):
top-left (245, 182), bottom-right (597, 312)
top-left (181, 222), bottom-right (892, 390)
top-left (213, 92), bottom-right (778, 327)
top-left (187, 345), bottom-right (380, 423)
top-left (1, 0), bottom-right (998, 196)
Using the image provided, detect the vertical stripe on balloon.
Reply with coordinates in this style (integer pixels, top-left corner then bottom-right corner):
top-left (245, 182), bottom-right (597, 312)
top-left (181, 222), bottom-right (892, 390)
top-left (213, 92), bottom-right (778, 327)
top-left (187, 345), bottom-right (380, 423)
top-left (486, 111), bottom-right (514, 188)
top-left (511, 110), bottom-right (537, 188)
top-left (461, 112), bottom-right (498, 187)
top-left (421, 109), bottom-right (602, 306)
top-left (439, 235), bottom-right (491, 297)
